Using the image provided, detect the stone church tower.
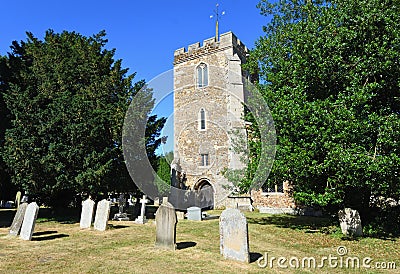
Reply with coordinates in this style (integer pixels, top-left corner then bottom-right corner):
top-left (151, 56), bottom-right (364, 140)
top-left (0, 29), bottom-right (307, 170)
top-left (173, 31), bottom-right (249, 208)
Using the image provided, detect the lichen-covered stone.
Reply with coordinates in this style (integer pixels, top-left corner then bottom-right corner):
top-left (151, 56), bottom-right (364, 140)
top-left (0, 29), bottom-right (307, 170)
top-left (219, 208), bottom-right (249, 263)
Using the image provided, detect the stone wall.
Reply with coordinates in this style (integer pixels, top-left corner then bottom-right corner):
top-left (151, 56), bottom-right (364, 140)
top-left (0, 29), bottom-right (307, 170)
top-left (251, 190), bottom-right (296, 209)
top-left (251, 181), bottom-right (296, 209)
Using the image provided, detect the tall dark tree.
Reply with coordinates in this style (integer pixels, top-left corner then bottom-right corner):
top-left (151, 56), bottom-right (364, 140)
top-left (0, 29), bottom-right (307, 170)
top-left (246, 0), bottom-right (400, 225)
top-left (1, 30), bottom-right (164, 207)
top-left (146, 115), bottom-right (167, 170)
top-left (0, 56), bottom-right (14, 201)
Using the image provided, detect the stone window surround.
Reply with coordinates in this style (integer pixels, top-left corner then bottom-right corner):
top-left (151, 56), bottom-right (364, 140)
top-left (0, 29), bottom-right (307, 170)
top-left (200, 153), bottom-right (209, 167)
top-left (198, 108), bottom-right (207, 131)
top-left (196, 62), bottom-right (209, 88)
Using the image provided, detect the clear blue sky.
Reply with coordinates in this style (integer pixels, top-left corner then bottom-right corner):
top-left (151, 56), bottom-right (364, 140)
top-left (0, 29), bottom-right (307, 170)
top-left (0, 0), bottom-right (269, 81)
top-left (0, 0), bottom-right (271, 154)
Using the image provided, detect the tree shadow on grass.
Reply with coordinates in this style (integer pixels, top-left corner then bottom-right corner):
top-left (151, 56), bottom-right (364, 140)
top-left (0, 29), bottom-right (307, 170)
top-left (32, 231), bottom-right (69, 241)
top-left (247, 214), bottom-right (334, 232)
top-left (176, 241), bottom-right (197, 250)
top-left (37, 208), bottom-right (80, 224)
top-left (108, 224), bottom-right (129, 230)
top-left (0, 209), bottom-right (15, 227)
top-left (249, 252), bottom-right (263, 263)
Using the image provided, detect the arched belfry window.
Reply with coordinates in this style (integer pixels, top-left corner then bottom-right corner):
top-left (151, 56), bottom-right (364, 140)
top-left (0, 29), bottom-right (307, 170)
top-left (197, 63), bottom-right (208, 88)
top-left (199, 108), bottom-right (206, 130)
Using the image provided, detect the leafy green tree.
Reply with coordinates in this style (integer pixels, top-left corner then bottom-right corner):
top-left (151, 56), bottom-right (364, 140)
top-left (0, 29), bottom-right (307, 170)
top-left (153, 151), bottom-right (173, 196)
top-left (246, 0), bottom-right (400, 222)
top-left (1, 30), bottom-right (164, 207)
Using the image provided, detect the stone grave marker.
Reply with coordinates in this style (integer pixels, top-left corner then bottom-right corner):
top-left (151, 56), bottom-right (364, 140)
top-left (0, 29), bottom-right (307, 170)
top-left (219, 208), bottom-right (249, 263)
top-left (155, 202), bottom-right (177, 250)
top-left (94, 199), bottom-right (111, 231)
top-left (20, 202), bottom-right (39, 241)
top-left (113, 194), bottom-right (129, 221)
top-left (15, 191), bottom-right (21, 208)
top-left (176, 211), bottom-right (185, 220)
top-left (135, 195), bottom-right (149, 224)
top-left (338, 208), bottom-right (363, 236)
top-left (9, 202), bottom-right (28, 236)
top-left (187, 206), bottom-right (201, 221)
top-left (80, 198), bottom-right (95, 229)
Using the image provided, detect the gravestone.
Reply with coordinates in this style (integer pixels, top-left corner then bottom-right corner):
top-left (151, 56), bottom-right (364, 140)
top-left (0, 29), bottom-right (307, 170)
top-left (338, 208), bottom-right (363, 236)
top-left (162, 197), bottom-right (168, 204)
top-left (135, 195), bottom-right (149, 224)
top-left (113, 194), bottom-right (129, 221)
top-left (219, 208), bottom-right (249, 263)
top-left (187, 206), bottom-right (201, 221)
top-left (94, 199), bottom-right (111, 231)
top-left (80, 198), bottom-right (95, 229)
top-left (155, 202), bottom-right (177, 250)
top-left (9, 202), bottom-right (28, 236)
top-left (154, 197), bottom-right (160, 206)
top-left (176, 211), bottom-right (185, 220)
top-left (15, 191), bottom-right (21, 208)
top-left (20, 202), bottom-right (39, 241)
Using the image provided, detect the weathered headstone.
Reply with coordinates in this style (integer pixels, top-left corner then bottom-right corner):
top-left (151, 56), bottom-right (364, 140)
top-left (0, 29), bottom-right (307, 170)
top-left (162, 197), bottom-right (168, 204)
top-left (219, 208), bottom-right (249, 263)
top-left (155, 202), bottom-right (177, 250)
top-left (187, 206), bottom-right (202, 221)
top-left (176, 211), bottom-right (185, 220)
top-left (20, 202), bottom-right (39, 241)
top-left (80, 198), bottom-right (95, 229)
top-left (338, 208), bottom-right (363, 236)
top-left (94, 199), bottom-right (111, 231)
top-left (154, 197), bottom-right (160, 206)
top-left (9, 202), bottom-right (28, 236)
top-left (135, 195), bottom-right (149, 224)
top-left (15, 191), bottom-right (21, 208)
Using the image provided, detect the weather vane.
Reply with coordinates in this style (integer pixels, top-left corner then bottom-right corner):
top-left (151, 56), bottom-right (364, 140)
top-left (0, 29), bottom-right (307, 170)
top-left (210, 3), bottom-right (225, 41)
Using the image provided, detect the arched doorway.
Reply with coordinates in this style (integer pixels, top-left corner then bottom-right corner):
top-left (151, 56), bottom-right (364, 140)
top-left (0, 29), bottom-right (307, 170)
top-left (194, 179), bottom-right (214, 209)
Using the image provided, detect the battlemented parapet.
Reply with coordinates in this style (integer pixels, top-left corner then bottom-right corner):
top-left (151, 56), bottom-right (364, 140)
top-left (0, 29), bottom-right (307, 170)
top-left (174, 32), bottom-right (248, 65)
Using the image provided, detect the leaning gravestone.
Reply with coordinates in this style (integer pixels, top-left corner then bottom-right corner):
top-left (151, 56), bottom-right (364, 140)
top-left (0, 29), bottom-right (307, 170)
top-left (80, 198), bottom-right (95, 229)
top-left (155, 202), bottom-right (177, 250)
top-left (94, 199), bottom-right (111, 231)
top-left (338, 208), bottom-right (363, 236)
top-left (219, 208), bottom-right (249, 263)
top-left (20, 202), bottom-right (39, 241)
top-left (9, 202), bottom-right (28, 236)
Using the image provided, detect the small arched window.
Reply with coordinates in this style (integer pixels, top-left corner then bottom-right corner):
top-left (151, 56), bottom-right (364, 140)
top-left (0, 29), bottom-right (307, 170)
top-left (199, 108), bottom-right (206, 130)
top-left (197, 63), bottom-right (208, 88)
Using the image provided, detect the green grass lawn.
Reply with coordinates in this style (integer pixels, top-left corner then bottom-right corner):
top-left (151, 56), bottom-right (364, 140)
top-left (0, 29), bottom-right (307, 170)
top-left (0, 209), bottom-right (398, 273)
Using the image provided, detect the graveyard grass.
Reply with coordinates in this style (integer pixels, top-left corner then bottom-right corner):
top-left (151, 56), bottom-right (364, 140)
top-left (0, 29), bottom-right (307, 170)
top-left (0, 209), bottom-right (399, 273)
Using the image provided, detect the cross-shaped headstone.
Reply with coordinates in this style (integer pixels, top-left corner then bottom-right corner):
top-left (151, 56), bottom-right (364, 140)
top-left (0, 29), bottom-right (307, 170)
top-left (135, 195), bottom-right (149, 224)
